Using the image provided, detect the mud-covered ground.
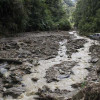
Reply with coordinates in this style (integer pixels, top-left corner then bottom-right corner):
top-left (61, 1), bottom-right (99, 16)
top-left (0, 31), bottom-right (99, 100)
top-left (71, 41), bottom-right (100, 100)
top-left (0, 31), bottom-right (72, 99)
top-left (0, 32), bottom-right (70, 60)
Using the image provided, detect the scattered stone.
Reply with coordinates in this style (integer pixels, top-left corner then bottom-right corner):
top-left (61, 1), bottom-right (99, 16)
top-left (89, 58), bottom-right (99, 63)
top-left (97, 66), bottom-right (100, 74)
top-left (31, 78), bottom-right (39, 82)
top-left (26, 91), bottom-right (35, 96)
top-left (3, 86), bottom-right (25, 98)
top-left (36, 86), bottom-right (70, 100)
top-left (0, 68), bottom-right (7, 76)
top-left (66, 39), bottom-right (87, 57)
top-left (57, 74), bottom-right (70, 80)
top-left (32, 59), bottom-right (40, 66)
top-left (73, 83), bottom-right (100, 100)
top-left (71, 83), bottom-right (83, 89)
top-left (0, 58), bottom-right (22, 65)
top-left (45, 61), bottom-right (76, 83)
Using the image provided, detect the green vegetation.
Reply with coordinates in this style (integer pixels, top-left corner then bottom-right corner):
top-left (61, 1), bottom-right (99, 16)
top-left (74, 0), bottom-right (100, 35)
top-left (0, 0), bottom-right (28, 34)
top-left (63, 0), bottom-right (76, 27)
top-left (0, 0), bottom-right (75, 35)
top-left (81, 81), bottom-right (87, 88)
top-left (2, 0), bottom-right (99, 35)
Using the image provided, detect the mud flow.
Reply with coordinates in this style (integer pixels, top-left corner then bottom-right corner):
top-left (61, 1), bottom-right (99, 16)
top-left (0, 31), bottom-right (97, 100)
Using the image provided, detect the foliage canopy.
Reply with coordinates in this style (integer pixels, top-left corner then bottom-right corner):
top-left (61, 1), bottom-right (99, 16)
top-left (74, 0), bottom-right (100, 34)
top-left (0, 0), bottom-right (73, 34)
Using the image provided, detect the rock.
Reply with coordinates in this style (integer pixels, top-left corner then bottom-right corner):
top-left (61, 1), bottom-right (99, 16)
top-left (90, 58), bottom-right (99, 63)
top-left (26, 91), bottom-right (35, 96)
top-left (4, 83), bottom-right (13, 88)
top-left (71, 90), bottom-right (84, 100)
top-left (66, 39), bottom-right (87, 56)
top-left (0, 58), bottom-right (22, 65)
top-left (31, 78), bottom-right (39, 82)
top-left (97, 66), bottom-right (100, 74)
top-left (0, 68), bottom-right (8, 77)
top-left (33, 59), bottom-right (40, 66)
top-left (59, 69), bottom-right (65, 74)
top-left (92, 78), bottom-right (97, 81)
top-left (71, 83), bottom-right (82, 88)
top-left (37, 86), bottom-right (70, 100)
top-left (96, 60), bottom-right (100, 76)
top-left (82, 83), bottom-right (100, 100)
top-left (0, 68), bottom-right (7, 75)
top-left (9, 66), bottom-right (16, 71)
top-left (89, 45), bottom-right (100, 59)
top-left (25, 69), bottom-right (32, 74)
top-left (0, 64), bottom-right (8, 69)
top-left (0, 82), bottom-right (3, 92)
top-left (52, 78), bottom-right (60, 82)
top-left (3, 86), bottom-right (25, 98)
top-left (45, 61), bottom-right (76, 83)
top-left (85, 67), bottom-right (92, 71)
top-left (57, 74), bottom-right (70, 80)
top-left (68, 55), bottom-right (71, 58)
top-left (35, 95), bottom-right (59, 100)
top-left (11, 75), bottom-right (22, 84)
top-left (3, 77), bottom-right (12, 84)
top-left (45, 56), bottom-right (55, 60)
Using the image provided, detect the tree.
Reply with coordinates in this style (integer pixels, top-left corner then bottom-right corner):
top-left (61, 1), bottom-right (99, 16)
top-left (0, 0), bottom-right (28, 34)
top-left (74, 0), bottom-right (100, 34)
top-left (0, 0), bottom-right (71, 34)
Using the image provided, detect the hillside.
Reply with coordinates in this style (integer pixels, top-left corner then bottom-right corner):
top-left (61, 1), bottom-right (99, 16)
top-left (74, 0), bottom-right (100, 35)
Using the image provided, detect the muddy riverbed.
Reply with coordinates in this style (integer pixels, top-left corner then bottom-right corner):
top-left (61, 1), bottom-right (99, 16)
top-left (0, 31), bottom-right (99, 100)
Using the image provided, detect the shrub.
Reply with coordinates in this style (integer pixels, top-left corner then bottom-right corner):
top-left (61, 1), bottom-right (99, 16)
top-left (58, 18), bottom-right (71, 30)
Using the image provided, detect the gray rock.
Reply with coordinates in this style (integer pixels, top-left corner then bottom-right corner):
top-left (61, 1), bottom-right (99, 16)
top-left (45, 61), bottom-right (76, 83)
top-left (0, 68), bottom-right (8, 77)
top-left (3, 86), bottom-right (25, 98)
top-left (31, 78), bottom-right (39, 82)
top-left (90, 58), bottom-right (99, 63)
top-left (57, 74), bottom-right (70, 80)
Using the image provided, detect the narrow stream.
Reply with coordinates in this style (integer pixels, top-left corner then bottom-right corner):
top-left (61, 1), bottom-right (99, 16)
top-left (4, 31), bottom-right (94, 100)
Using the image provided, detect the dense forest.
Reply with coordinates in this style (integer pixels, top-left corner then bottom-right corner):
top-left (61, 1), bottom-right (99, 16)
top-left (74, 0), bottom-right (100, 35)
top-left (0, 0), bottom-right (100, 35)
top-left (0, 0), bottom-right (75, 35)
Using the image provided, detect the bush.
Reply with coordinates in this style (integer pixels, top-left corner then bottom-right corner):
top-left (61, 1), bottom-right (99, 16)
top-left (58, 18), bottom-right (71, 30)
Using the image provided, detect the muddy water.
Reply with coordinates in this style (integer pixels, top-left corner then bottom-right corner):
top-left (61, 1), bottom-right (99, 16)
top-left (3, 31), bottom-right (94, 100)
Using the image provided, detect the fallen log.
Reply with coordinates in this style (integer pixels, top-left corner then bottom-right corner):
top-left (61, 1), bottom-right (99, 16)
top-left (0, 58), bottom-right (22, 65)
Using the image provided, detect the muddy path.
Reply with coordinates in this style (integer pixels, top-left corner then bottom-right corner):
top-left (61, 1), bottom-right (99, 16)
top-left (0, 31), bottom-right (97, 100)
